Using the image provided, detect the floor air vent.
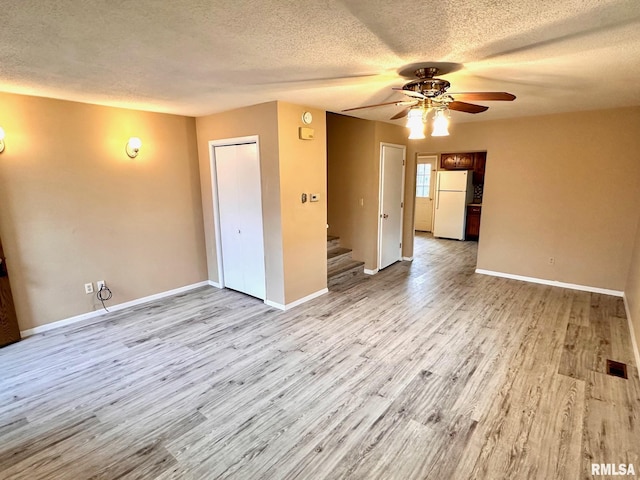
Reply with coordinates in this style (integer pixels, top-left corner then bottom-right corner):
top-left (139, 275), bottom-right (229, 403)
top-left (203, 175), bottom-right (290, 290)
top-left (606, 359), bottom-right (628, 379)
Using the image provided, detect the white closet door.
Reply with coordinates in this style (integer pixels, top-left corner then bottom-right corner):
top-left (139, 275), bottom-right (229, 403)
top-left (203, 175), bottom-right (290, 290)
top-left (234, 143), bottom-right (266, 299)
top-left (215, 143), bottom-right (266, 300)
top-left (379, 144), bottom-right (405, 270)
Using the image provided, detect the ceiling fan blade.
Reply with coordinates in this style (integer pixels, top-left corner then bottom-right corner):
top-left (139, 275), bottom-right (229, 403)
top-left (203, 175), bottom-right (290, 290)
top-left (390, 107), bottom-right (412, 120)
top-left (342, 100), bottom-right (405, 112)
top-left (342, 100), bottom-right (415, 112)
top-left (448, 92), bottom-right (516, 101)
top-left (448, 101), bottom-right (489, 114)
top-left (392, 87), bottom-right (427, 100)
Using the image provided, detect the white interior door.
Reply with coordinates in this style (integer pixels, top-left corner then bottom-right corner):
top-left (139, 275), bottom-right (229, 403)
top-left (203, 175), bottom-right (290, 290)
top-left (214, 143), bottom-right (266, 300)
top-left (414, 155), bottom-right (436, 232)
top-left (379, 144), bottom-right (406, 270)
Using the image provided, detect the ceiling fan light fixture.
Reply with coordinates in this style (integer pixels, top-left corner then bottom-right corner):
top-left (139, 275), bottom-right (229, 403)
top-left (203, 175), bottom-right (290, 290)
top-left (431, 109), bottom-right (450, 137)
top-left (407, 108), bottom-right (425, 139)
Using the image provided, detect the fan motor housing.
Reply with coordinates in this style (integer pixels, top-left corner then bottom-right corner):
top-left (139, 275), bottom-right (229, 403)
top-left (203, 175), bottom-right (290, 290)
top-left (403, 78), bottom-right (450, 98)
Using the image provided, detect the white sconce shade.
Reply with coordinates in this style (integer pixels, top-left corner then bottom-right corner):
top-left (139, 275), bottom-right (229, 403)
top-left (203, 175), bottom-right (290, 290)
top-left (406, 109), bottom-right (425, 140)
top-left (126, 137), bottom-right (142, 158)
top-left (0, 127), bottom-right (5, 153)
top-left (431, 110), bottom-right (450, 137)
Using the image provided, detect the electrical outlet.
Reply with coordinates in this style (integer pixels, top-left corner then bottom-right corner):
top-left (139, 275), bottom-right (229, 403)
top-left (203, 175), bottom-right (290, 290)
top-left (548, 257), bottom-right (555, 265)
top-left (84, 283), bottom-right (94, 294)
top-left (96, 280), bottom-right (106, 290)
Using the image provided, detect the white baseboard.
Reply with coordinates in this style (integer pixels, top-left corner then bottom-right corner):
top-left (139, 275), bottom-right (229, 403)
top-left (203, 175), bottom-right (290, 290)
top-left (364, 268), bottom-right (378, 275)
top-left (623, 293), bottom-right (640, 369)
top-left (475, 269), bottom-right (624, 297)
top-left (208, 280), bottom-right (222, 288)
top-left (20, 281), bottom-right (211, 337)
top-left (264, 288), bottom-right (328, 311)
top-left (402, 256), bottom-right (414, 261)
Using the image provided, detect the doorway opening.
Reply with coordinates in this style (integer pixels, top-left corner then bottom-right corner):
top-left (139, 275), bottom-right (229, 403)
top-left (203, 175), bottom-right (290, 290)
top-left (412, 152), bottom-right (486, 270)
top-left (414, 155), bottom-right (437, 233)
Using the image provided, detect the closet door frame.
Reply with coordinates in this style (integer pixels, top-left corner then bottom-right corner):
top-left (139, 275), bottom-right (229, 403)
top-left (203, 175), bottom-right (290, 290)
top-left (209, 135), bottom-right (263, 292)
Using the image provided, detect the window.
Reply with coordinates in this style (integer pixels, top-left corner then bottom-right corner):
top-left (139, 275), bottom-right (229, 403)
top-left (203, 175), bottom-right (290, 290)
top-left (416, 164), bottom-right (431, 198)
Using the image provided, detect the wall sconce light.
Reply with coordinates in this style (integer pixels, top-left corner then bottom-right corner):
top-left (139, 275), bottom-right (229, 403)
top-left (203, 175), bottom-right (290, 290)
top-left (126, 137), bottom-right (142, 158)
top-left (0, 127), bottom-right (5, 153)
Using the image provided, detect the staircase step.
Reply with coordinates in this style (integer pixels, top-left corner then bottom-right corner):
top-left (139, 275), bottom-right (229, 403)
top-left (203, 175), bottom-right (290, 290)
top-left (328, 249), bottom-right (355, 270)
top-left (327, 246), bottom-right (351, 260)
top-left (327, 235), bottom-right (340, 248)
top-left (328, 262), bottom-right (368, 292)
top-left (328, 256), bottom-right (365, 278)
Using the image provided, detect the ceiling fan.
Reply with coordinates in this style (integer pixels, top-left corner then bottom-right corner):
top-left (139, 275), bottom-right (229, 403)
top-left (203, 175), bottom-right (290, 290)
top-left (342, 66), bottom-right (516, 122)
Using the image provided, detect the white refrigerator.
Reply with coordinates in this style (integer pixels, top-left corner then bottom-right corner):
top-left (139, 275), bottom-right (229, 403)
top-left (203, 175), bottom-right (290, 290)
top-left (433, 170), bottom-right (474, 240)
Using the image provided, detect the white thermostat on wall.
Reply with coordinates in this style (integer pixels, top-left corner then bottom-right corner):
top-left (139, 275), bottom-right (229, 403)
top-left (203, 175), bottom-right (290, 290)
top-left (302, 111), bottom-right (313, 124)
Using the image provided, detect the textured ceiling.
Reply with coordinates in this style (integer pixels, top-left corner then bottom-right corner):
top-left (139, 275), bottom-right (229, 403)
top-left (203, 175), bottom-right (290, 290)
top-left (1, 0), bottom-right (640, 124)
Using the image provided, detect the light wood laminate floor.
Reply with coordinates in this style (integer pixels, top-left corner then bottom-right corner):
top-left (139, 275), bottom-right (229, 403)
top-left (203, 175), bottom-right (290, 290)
top-left (1, 233), bottom-right (639, 479)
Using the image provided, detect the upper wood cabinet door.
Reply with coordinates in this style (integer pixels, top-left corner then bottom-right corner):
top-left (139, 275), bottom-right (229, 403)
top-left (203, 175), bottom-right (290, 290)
top-left (473, 152), bottom-right (487, 184)
top-left (441, 152), bottom-right (475, 170)
top-left (457, 153), bottom-right (475, 169)
top-left (440, 153), bottom-right (458, 170)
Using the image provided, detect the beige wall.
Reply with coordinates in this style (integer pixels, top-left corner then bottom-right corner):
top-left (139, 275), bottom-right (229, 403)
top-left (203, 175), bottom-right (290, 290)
top-left (277, 103), bottom-right (327, 303)
top-left (196, 101), bottom-right (327, 306)
top-left (0, 92), bottom-right (207, 331)
top-left (406, 106), bottom-right (640, 291)
top-left (326, 113), bottom-right (407, 270)
top-left (625, 219), bottom-right (640, 363)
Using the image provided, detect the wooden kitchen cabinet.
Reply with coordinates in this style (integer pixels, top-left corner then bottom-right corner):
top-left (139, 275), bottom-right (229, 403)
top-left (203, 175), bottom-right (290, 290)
top-left (466, 205), bottom-right (482, 239)
top-left (472, 152), bottom-right (486, 185)
top-left (440, 151), bottom-right (487, 185)
top-left (440, 152), bottom-right (475, 170)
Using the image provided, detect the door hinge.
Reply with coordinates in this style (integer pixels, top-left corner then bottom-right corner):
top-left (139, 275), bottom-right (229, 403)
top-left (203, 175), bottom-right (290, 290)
top-left (403, 159), bottom-right (405, 166)
top-left (400, 242), bottom-right (402, 248)
top-left (401, 202), bottom-right (403, 208)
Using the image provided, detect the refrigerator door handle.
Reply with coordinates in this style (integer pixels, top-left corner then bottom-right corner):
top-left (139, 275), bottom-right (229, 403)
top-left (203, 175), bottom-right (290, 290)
top-left (436, 190), bottom-right (440, 209)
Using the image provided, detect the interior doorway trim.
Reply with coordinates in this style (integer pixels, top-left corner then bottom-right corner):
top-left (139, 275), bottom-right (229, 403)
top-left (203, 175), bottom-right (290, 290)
top-left (208, 135), bottom-right (261, 289)
top-left (415, 154), bottom-right (438, 233)
top-left (377, 142), bottom-right (406, 271)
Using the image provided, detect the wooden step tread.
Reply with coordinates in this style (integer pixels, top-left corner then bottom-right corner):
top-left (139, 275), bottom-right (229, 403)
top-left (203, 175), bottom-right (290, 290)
top-left (327, 246), bottom-right (351, 259)
top-left (328, 258), bottom-right (365, 278)
top-left (327, 235), bottom-right (340, 249)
